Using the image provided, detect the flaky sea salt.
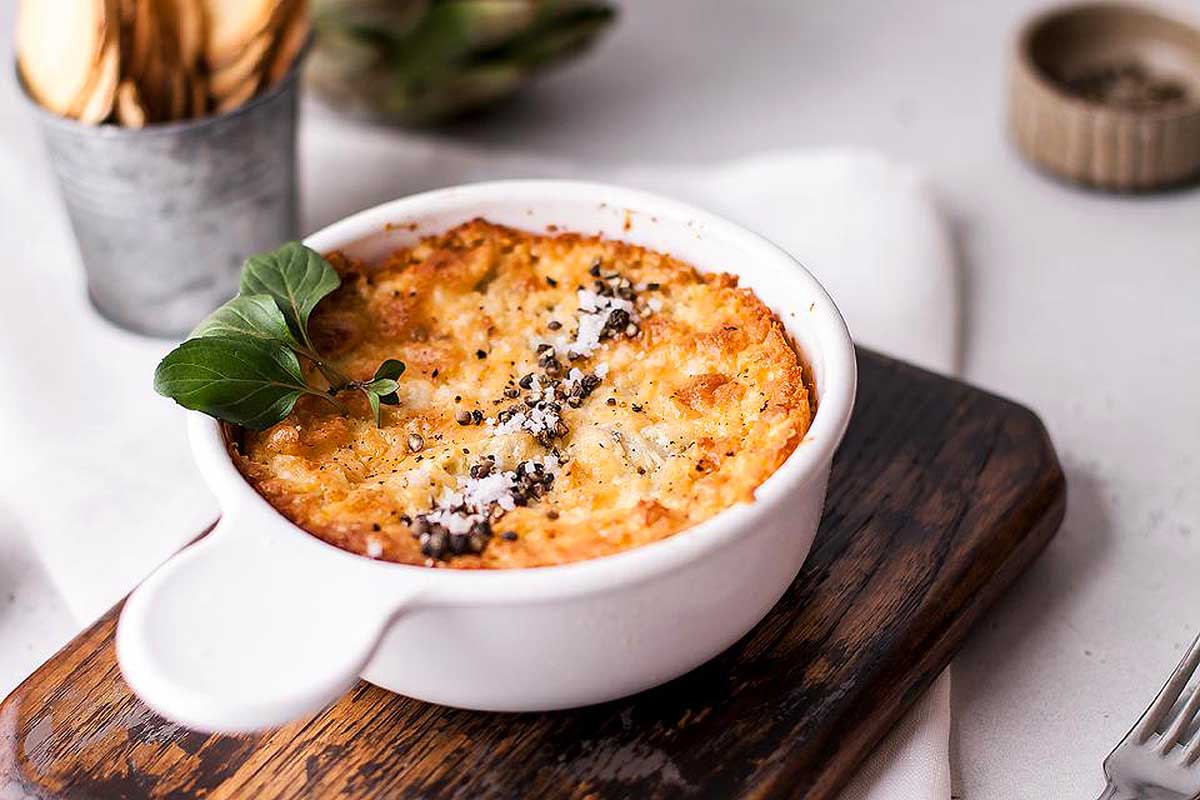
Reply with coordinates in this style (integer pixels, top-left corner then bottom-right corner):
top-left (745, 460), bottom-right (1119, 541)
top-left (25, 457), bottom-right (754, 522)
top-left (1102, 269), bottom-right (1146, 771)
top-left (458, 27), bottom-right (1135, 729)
top-left (415, 452), bottom-right (564, 560)
top-left (578, 288), bottom-right (633, 315)
top-left (488, 401), bottom-right (562, 440)
top-left (571, 310), bottom-right (609, 357)
top-left (570, 288), bottom-right (638, 358)
top-left (492, 410), bottom-right (527, 436)
top-left (426, 508), bottom-right (486, 535)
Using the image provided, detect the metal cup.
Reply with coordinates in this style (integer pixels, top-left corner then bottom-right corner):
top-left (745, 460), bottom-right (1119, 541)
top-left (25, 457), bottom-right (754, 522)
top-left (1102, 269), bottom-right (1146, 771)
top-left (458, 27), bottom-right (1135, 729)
top-left (19, 62), bottom-right (302, 338)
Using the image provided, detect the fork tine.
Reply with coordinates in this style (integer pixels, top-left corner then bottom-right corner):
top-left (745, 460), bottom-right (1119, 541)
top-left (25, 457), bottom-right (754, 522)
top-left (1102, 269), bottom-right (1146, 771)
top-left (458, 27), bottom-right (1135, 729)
top-left (1133, 633), bottom-right (1200, 744)
top-left (1159, 683), bottom-right (1200, 752)
top-left (1184, 730), bottom-right (1200, 765)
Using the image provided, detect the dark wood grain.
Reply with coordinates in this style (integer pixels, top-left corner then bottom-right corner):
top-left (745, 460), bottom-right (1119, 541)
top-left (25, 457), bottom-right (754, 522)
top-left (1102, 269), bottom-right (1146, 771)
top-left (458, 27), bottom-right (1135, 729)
top-left (0, 349), bottom-right (1066, 800)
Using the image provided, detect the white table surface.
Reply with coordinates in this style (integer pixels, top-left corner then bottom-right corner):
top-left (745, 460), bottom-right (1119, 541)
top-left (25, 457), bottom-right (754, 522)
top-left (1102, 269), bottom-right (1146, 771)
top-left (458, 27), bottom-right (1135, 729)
top-left (2, 2), bottom-right (1199, 798)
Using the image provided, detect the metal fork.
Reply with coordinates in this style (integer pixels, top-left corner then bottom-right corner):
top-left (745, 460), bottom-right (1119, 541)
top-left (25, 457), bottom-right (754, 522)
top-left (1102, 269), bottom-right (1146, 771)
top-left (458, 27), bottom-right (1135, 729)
top-left (1099, 633), bottom-right (1200, 799)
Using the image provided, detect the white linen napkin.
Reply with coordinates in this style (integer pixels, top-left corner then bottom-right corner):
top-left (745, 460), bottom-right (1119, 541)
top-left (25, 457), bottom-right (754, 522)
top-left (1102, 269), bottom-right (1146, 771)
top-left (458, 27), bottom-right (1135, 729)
top-left (0, 96), bottom-right (957, 796)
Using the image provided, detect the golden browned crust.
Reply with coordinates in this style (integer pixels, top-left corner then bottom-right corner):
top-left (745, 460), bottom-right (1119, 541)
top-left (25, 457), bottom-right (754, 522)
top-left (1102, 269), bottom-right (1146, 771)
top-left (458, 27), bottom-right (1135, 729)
top-left (233, 220), bottom-right (813, 568)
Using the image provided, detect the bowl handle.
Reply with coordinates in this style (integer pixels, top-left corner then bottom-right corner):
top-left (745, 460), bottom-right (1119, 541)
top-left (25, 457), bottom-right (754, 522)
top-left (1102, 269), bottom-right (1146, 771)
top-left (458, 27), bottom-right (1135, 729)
top-left (116, 507), bottom-right (424, 734)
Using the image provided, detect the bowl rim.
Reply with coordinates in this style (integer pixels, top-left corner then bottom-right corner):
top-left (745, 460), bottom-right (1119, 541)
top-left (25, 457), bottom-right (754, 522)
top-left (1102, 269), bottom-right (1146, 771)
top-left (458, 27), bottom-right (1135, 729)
top-left (1013, 1), bottom-right (1200, 122)
top-left (188, 179), bottom-right (858, 604)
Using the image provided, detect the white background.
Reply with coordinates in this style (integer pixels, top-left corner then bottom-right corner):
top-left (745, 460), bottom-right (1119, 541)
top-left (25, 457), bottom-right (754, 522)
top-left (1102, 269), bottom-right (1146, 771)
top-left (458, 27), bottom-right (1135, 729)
top-left (3, 1), bottom-right (1200, 797)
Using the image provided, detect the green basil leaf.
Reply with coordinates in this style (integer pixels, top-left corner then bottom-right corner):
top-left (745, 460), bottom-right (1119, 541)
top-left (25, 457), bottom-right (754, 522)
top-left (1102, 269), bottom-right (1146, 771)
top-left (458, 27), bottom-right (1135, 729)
top-left (362, 378), bottom-right (399, 396)
top-left (361, 377), bottom-right (401, 418)
top-left (373, 359), bottom-right (406, 381)
top-left (365, 389), bottom-right (382, 427)
top-left (239, 242), bottom-right (341, 343)
top-left (191, 294), bottom-right (299, 349)
top-left (154, 336), bottom-right (314, 430)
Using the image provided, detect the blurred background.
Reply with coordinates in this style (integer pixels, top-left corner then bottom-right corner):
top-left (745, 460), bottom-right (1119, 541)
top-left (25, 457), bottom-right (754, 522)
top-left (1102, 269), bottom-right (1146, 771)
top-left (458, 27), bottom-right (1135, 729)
top-left (2, 1), bottom-right (1199, 798)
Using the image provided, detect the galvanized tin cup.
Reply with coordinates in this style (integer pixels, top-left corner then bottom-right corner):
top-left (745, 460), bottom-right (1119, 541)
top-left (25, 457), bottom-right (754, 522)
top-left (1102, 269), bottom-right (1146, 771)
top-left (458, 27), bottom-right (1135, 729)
top-left (19, 58), bottom-right (303, 338)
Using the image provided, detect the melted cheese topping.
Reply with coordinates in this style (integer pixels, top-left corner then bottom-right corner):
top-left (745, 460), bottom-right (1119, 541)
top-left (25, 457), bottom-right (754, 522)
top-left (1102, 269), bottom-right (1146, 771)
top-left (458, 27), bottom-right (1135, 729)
top-left (233, 220), bottom-right (813, 568)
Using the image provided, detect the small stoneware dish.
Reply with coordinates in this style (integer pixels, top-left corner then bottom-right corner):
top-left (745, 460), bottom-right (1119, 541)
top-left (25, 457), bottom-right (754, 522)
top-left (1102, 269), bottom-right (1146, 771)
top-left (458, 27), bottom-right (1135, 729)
top-left (1010, 2), bottom-right (1200, 191)
top-left (116, 180), bottom-right (857, 734)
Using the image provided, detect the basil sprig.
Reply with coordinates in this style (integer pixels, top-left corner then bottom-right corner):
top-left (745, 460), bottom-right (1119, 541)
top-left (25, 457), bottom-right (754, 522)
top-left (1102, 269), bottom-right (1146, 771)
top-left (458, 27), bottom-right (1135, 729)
top-left (154, 242), bottom-right (405, 429)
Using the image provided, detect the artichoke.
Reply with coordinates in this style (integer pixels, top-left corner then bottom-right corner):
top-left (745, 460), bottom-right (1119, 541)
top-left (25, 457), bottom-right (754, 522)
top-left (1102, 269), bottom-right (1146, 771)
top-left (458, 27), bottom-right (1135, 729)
top-left (308, 0), bottom-right (617, 125)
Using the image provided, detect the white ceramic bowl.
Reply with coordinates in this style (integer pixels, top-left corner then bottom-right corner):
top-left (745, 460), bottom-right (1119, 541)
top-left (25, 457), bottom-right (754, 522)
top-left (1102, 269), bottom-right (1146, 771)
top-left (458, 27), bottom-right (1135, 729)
top-left (116, 180), bottom-right (857, 734)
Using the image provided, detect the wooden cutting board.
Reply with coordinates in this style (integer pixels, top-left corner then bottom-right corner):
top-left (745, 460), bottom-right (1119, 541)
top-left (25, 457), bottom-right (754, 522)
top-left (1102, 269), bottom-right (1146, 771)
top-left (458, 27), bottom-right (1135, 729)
top-left (0, 349), bottom-right (1066, 799)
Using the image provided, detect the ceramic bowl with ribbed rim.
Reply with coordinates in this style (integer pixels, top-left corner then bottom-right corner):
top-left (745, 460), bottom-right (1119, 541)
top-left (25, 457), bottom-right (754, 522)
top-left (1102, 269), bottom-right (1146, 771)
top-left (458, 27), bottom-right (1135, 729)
top-left (115, 180), bottom-right (857, 734)
top-left (1010, 2), bottom-right (1200, 192)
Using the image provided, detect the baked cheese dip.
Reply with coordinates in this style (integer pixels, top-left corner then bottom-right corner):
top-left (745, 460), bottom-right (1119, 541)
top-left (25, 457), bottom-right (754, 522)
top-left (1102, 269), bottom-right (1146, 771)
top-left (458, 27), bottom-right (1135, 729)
top-left (232, 220), bottom-right (813, 568)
